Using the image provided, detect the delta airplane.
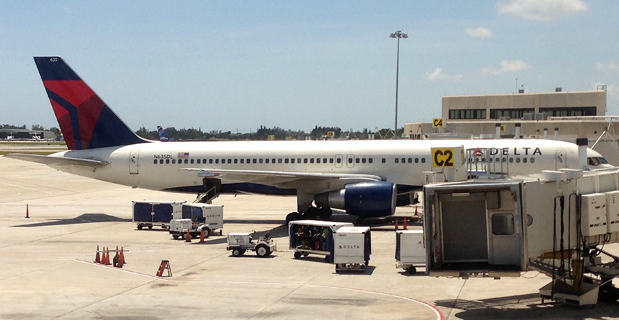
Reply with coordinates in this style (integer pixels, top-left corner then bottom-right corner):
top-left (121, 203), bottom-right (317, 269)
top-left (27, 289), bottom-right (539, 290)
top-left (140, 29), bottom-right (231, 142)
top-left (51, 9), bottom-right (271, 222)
top-left (6, 56), bottom-right (614, 222)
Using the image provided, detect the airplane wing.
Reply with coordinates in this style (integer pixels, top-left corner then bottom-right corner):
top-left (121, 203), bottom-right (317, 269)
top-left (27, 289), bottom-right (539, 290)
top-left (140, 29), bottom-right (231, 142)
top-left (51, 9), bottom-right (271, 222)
top-left (4, 153), bottom-right (109, 169)
top-left (181, 168), bottom-right (384, 194)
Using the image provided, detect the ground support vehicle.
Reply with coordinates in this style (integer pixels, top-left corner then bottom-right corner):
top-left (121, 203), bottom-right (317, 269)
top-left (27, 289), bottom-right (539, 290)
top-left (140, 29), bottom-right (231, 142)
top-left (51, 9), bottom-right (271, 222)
top-left (395, 230), bottom-right (425, 274)
top-left (181, 203), bottom-right (224, 238)
top-left (169, 219), bottom-right (199, 239)
top-left (227, 232), bottom-right (277, 257)
top-left (289, 220), bottom-right (353, 263)
top-left (334, 226), bottom-right (371, 272)
top-left (132, 200), bottom-right (185, 230)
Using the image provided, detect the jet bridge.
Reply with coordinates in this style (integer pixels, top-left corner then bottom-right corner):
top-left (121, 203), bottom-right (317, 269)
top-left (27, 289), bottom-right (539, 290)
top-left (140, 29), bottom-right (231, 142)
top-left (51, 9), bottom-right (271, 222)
top-left (423, 169), bottom-right (619, 305)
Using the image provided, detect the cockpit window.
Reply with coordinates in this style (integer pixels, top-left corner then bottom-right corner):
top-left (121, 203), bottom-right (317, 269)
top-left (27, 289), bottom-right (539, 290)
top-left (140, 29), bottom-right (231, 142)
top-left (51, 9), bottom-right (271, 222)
top-left (588, 157), bottom-right (609, 166)
top-left (599, 157), bottom-right (609, 164)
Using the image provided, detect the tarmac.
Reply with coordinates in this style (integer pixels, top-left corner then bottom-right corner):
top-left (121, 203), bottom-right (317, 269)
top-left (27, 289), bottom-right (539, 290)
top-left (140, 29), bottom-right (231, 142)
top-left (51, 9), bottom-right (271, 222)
top-left (1, 154), bottom-right (618, 320)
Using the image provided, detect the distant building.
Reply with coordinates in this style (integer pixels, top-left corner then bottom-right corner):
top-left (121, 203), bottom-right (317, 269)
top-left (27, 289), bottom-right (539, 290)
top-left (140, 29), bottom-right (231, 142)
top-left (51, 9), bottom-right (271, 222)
top-left (442, 88), bottom-right (606, 121)
top-left (0, 129), bottom-right (57, 140)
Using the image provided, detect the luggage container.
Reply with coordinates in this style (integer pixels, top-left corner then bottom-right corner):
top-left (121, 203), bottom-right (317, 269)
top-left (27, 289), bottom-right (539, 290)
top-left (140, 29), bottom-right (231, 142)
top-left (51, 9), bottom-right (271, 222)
top-left (395, 230), bottom-right (425, 274)
top-left (289, 220), bottom-right (353, 263)
top-left (181, 203), bottom-right (224, 237)
top-left (334, 226), bottom-right (371, 272)
top-left (132, 200), bottom-right (185, 230)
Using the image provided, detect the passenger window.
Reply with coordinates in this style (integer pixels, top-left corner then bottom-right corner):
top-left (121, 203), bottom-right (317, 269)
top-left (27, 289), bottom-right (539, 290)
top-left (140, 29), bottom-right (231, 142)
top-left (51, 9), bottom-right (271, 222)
top-left (489, 158), bottom-right (493, 163)
top-left (160, 159), bottom-right (164, 164)
top-left (531, 158), bottom-right (535, 163)
top-left (492, 213), bottom-right (515, 235)
top-left (304, 158), bottom-right (308, 163)
top-left (247, 158), bottom-right (250, 163)
top-left (516, 158), bottom-right (520, 163)
top-left (166, 159), bottom-right (170, 164)
top-left (382, 158), bottom-right (386, 163)
top-left (502, 158), bottom-right (507, 163)
top-left (323, 158), bottom-right (327, 163)
top-left (240, 159), bottom-right (244, 164)
top-left (369, 158), bottom-right (373, 163)
top-left (408, 158), bottom-right (412, 163)
top-left (215, 159), bottom-right (219, 164)
top-left (172, 159), bottom-right (176, 164)
top-left (348, 158), bottom-right (352, 163)
top-left (310, 158), bottom-right (314, 163)
top-left (234, 159), bottom-right (238, 164)
top-left (209, 159), bottom-right (213, 164)
top-left (509, 158), bottom-right (513, 163)
top-left (415, 158), bottom-right (419, 163)
top-left (523, 158), bottom-right (527, 163)
top-left (395, 158), bottom-right (399, 163)
top-left (259, 159), bottom-right (263, 164)
top-left (190, 159), bottom-right (194, 164)
top-left (329, 158), bottom-right (334, 164)
top-left (355, 158), bottom-right (360, 163)
top-left (228, 159), bottom-right (231, 164)
top-left (291, 158), bottom-right (295, 164)
top-left (362, 158), bottom-right (366, 163)
top-left (278, 158), bottom-right (282, 164)
top-left (298, 158), bottom-right (302, 163)
top-left (197, 159), bottom-right (200, 164)
top-left (266, 159), bottom-right (270, 164)
top-left (253, 159), bottom-right (257, 164)
top-left (401, 158), bottom-right (405, 163)
top-left (421, 158), bottom-right (426, 163)
top-left (336, 158), bottom-right (341, 164)
top-left (317, 158), bottom-right (321, 164)
top-left (272, 158), bottom-right (276, 163)
top-left (285, 158), bottom-right (289, 164)
top-left (153, 159), bottom-right (157, 164)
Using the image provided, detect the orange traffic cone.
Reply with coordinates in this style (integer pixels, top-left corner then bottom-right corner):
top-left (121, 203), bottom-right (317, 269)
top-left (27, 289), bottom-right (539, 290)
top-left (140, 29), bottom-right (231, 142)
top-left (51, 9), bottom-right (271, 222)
top-left (395, 218), bottom-right (399, 231)
top-left (414, 206), bottom-right (418, 216)
top-left (199, 229), bottom-right (205, 243)
top-left (119, 247), bottom-right (126, 265)
top-left (95, 245), bottom-right (101, 263)
top-left (185, 228), bottom-right (192, 242)
top-left (104, 247), bottom-right (111, 265)
top-left (403, 218), bottom-right (408, 230)
top-left (26, 204), bottom-right (30, 218)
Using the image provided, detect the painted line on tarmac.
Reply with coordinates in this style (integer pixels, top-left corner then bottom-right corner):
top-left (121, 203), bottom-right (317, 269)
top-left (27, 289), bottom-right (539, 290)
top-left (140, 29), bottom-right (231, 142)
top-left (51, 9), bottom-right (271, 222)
top-left (75, 259), bottom-right (443, 320)
top-left (75, 259), bottom-right (170, 281)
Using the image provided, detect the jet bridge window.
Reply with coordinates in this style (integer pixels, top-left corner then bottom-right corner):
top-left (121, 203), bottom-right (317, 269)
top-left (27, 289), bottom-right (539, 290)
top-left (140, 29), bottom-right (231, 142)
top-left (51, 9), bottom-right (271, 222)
top-left (492, 213), bottom-right (515, 235)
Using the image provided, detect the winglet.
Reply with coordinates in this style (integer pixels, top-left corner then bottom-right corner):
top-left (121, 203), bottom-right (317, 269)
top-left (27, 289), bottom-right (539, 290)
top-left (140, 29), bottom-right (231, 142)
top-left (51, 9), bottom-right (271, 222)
top-left (33, 56), bottom-right (149, 150)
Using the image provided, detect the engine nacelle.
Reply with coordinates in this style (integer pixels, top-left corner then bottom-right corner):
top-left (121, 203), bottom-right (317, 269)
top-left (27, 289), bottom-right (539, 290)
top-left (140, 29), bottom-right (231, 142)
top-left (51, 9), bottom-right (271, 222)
top-left (315, 181), bottom-right (396, 217)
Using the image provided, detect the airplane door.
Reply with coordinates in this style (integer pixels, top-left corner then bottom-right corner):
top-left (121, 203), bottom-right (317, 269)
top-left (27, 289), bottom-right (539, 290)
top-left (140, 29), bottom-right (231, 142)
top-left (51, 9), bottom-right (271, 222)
top-left (555, 149), bottom-right (567, 170)
top-left (346, 154), bottom-right (355, 168)
top-left (130, 149), bottom-right (139, 174)
top-left (335, 154), bottom-right (343, 168)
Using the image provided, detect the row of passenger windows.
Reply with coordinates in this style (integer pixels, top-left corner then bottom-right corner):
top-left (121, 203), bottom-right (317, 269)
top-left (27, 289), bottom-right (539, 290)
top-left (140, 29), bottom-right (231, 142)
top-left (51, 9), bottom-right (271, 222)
top-left (470, 157), bottom-right (536, 164)
top-left (153, 157), bottom-right (428, 165)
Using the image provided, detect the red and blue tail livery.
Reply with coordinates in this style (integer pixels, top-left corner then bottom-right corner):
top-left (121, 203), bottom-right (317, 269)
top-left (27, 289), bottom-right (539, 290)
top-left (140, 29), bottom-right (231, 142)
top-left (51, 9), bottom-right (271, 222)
top-left (34, 56), bottom-right (148, 150)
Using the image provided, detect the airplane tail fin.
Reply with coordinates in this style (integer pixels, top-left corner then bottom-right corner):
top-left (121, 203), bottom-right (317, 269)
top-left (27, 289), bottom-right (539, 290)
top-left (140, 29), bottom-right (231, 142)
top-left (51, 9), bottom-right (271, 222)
top-left (157, 125), bottom-right (172, 142)
top-left (33, 56), bottom-right (149, 150)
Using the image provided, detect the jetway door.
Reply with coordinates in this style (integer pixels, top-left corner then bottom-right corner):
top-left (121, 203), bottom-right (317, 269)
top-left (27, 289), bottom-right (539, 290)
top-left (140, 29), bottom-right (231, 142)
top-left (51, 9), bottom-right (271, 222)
top-left (130, 149), bottom-right (139, 174)
top-left (440, 193), bottom-right (488, 262)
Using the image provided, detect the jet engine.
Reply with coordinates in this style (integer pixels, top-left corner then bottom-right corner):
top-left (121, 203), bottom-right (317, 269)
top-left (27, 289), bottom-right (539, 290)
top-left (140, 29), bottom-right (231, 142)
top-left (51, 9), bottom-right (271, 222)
top-left (314, 181), bottom-right (396, 217)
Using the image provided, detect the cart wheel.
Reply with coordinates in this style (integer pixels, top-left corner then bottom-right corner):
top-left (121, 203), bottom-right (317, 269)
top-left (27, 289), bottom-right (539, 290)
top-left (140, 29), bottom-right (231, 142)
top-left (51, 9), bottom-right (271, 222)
top-left (203, 228), bottom-right (211, 239)
top-left (172, 235), bottom-right (179, 240)
top-left (232, 248), bottom-right (243, 257)
top-left (256, 245), bottom-right (269, 257)
top-left (148, 225), bottom-right (153, 230)
top-left (137, 225), bottom-right (143, 230)
top-left (406, 266), bottom-right (417, 275)
top-left (365, 260), bottom-right (369, 266)
top-left (294, 252), bottom-right (302, 259)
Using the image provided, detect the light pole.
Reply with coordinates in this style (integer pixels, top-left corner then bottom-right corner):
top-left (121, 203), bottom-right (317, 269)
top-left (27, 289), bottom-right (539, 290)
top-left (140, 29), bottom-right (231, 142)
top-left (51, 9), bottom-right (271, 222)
top-left (390, 30), bottom-right (407, 139)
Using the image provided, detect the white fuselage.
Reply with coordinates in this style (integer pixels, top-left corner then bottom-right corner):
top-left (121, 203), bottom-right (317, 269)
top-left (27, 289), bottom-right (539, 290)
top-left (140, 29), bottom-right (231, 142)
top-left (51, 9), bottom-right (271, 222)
top-left (48, 139), bottom-right (603, 195)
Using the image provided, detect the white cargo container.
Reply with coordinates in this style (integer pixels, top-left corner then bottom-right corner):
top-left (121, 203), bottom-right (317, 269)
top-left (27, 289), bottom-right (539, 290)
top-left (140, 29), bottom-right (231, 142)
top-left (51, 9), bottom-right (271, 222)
top-left (181, 203), bottom-right (224, 236)
top-left (334, 226), bottom-right (371, 272)
top-left (395, 230), bottom-right (425, 274)
top-left (169, 219), bottom-right (193, 239)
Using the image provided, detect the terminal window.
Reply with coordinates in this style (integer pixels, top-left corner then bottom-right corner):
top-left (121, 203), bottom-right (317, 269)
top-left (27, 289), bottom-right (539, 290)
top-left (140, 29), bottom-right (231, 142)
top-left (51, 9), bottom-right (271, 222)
top-left (538, 106), bottom-right (597, 117)
top-left (449, 109), bottom-right (486, 119)
top-left (490, 108), bottom-right (534, 119)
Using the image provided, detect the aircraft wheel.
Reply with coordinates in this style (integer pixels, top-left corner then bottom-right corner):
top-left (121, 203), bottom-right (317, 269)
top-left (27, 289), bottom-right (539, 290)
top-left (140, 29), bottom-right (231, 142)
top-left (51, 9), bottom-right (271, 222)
top-left (304, 207), bottom-right (319, 219)
top-left (318, 207), bottom-right (332, 219)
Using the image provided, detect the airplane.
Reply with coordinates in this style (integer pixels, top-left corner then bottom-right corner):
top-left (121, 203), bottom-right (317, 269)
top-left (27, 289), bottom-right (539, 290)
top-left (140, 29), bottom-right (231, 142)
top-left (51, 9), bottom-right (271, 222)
top-left (157, 126), bottom-right (173, 142)
top-left (6, 56), bottom-right (614, 223)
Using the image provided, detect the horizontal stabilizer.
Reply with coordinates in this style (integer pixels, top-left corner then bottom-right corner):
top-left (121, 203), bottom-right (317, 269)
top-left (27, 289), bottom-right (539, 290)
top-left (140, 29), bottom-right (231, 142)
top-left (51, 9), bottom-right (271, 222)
top-left (4, 153), bottom-right (109, 168)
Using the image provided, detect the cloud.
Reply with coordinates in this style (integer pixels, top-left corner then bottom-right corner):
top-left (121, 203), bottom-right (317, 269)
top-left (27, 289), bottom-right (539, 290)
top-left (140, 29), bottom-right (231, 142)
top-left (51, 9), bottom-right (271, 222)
top-left (426, 68), bottom-right (463, 81)
top-left (466, 27), bottom-right (493, 38)
top-left (496, 0), bottom-right (590, 21)
top-left (482, 60), bottom-right (532, 75)
top-left (596, 63), bottom-right (619, 72)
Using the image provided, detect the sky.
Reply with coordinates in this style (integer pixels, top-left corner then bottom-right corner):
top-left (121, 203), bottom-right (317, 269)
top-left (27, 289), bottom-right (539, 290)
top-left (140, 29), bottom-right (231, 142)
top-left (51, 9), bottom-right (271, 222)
top-left (1, 0), bottom-right (618, 133)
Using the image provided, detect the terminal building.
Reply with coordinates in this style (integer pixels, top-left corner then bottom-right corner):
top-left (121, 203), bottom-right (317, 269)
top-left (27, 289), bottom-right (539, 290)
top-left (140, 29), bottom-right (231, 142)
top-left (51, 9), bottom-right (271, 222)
top-left (0, 129), bottom-right (57, 140)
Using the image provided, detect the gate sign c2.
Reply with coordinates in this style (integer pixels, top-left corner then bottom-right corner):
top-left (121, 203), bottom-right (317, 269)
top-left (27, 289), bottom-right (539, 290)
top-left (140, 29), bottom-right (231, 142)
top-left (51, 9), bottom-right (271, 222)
top-left (432, 118), bottom-right (444, 128)
top-left (432, 148), bottom-right (455, 167)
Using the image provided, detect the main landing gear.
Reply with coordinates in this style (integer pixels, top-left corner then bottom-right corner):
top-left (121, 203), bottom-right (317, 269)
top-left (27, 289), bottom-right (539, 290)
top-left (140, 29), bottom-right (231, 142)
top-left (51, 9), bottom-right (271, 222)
top-left (285, 206), bottom-right (332, 224)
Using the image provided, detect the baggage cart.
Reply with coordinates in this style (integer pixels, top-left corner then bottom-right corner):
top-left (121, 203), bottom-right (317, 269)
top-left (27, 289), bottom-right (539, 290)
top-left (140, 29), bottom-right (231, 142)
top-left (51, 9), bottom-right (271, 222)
top-left (289, 220), bottom-right (353, 263)
top-left (334, 226), bottom-right (371, 272)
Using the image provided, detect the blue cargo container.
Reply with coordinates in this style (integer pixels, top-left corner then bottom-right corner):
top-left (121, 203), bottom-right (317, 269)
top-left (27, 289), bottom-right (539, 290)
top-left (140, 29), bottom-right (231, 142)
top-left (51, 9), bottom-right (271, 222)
top-left (132, 201), bottom-right (185, 230)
